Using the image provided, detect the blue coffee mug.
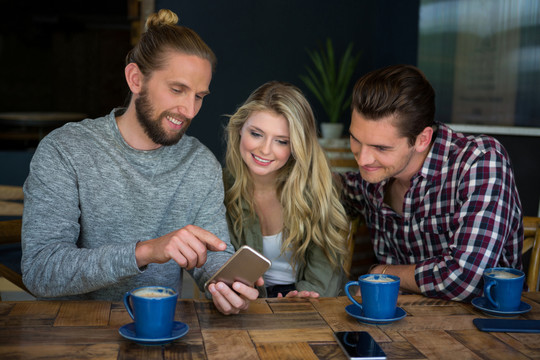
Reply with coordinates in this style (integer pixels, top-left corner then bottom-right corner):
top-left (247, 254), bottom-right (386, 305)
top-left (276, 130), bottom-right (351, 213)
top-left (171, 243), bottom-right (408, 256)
top-left (345, 274), bottom-right (400, 319)
top-left (123, 286), bottom-right (178, 339)
top-left (483, 267), bottom-right (524, 311)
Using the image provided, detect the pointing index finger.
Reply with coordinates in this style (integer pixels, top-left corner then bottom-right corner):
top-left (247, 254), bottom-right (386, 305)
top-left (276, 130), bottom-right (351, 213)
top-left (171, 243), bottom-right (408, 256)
top-left (185, 225), bottom-right (227, 252)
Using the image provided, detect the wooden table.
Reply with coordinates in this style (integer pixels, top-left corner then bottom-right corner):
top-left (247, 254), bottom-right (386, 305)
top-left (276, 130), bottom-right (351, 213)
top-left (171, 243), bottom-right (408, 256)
top-left (0, 293), bottom-right (539, 359)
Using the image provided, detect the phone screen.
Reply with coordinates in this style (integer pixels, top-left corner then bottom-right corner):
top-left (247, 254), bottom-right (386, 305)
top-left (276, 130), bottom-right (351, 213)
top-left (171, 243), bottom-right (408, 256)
top-left (334, 331), bottom-right (386, 360)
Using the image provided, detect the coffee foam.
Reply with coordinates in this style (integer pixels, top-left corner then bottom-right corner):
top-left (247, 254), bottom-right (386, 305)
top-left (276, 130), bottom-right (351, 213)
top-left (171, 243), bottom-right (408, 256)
top-left (363, 275), bottom-right (395, 283)
top-left (485, 270), bottom-right (521, 279)
top-left (133, 288), bottom-right (175, 298)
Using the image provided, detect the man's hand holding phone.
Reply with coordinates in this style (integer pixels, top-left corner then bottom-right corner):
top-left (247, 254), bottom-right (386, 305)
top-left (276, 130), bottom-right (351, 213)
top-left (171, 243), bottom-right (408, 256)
top-left (205, 246), bottom-right (271, 315)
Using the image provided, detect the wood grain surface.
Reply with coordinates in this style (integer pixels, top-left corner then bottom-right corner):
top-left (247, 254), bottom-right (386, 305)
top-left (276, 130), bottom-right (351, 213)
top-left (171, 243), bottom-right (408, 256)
top-left (0, 293), bottom-right (538, 359)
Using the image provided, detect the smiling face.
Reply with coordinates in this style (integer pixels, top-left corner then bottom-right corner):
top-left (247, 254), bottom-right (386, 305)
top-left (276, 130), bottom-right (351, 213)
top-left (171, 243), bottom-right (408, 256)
top-left (349, 110), bottom-right (424, 184)
top-left (239, 111), bottom-right (292, 179)
top-left (134, 52), bottom-right (212, 146)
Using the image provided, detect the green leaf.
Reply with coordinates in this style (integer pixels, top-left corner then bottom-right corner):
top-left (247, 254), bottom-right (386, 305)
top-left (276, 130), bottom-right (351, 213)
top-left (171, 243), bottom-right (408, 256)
top-left (300, 38), bottom-right (361, 123)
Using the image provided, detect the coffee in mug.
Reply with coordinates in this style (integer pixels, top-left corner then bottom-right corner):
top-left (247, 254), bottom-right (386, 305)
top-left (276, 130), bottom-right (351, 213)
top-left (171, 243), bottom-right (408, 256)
top-left (345, 274), bottom-right (400, 319)
top-left (123, 286), bottom-right (178, 339)
top-left (363, 275), bottom-right (396, 283)
top-left (484, 270), bottom-right (521, 279)
top-left (132, 288), bottom-right (175, 298)
top-left (483, 267), bottom-right (524, 312)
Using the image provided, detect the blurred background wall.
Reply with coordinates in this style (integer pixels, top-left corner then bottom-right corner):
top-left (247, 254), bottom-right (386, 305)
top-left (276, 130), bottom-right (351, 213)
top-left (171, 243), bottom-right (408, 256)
top-left (1, 0), bottom-right (539, 215)
top-left (156, 0), bottom-right (419, 157)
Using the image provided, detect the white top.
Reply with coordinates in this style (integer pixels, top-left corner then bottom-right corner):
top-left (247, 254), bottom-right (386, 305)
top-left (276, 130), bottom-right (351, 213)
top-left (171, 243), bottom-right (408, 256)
top-left (262, 232), bottom-right (296, 286)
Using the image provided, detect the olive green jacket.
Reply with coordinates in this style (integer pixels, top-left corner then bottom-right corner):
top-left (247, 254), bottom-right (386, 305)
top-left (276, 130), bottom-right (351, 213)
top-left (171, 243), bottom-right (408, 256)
top-left (223, 171), bottom-right (346, 297)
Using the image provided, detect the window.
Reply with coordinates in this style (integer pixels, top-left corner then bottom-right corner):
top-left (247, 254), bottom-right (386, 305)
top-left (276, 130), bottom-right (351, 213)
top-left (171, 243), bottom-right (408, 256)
top-left (418, 0), bottom-right (540, 127)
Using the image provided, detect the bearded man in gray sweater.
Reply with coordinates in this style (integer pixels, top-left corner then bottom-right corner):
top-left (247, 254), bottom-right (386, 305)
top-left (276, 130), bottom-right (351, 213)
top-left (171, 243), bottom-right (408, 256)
top-left (21, 9), bottom-right (262, 315)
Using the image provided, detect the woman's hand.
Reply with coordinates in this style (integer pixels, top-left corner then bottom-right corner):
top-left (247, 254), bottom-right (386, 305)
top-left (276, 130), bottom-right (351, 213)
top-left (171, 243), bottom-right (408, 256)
top-left (208, 277), bottom-right (264, 315)
top-left (277, 290), bottom-right (320, 298)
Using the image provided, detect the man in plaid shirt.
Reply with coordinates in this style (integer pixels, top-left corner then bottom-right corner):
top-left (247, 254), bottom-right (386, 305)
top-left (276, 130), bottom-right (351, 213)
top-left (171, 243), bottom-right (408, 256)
top-left (338, 65), bottom-right (523, 302)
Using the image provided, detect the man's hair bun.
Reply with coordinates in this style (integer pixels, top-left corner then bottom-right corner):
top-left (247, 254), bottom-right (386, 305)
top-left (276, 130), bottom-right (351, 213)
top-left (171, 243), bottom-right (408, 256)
top-left (145, 9), bottom-right (179, 31)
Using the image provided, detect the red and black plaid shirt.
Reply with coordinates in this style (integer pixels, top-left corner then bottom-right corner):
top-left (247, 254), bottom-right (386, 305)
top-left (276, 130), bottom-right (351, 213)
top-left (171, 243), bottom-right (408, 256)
top-left (339, 123), bottom-right (523, 302)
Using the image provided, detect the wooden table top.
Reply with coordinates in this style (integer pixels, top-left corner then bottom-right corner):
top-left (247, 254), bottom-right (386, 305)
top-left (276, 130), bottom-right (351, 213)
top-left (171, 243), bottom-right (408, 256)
top-left (0, 293), bottom-right (539, 359)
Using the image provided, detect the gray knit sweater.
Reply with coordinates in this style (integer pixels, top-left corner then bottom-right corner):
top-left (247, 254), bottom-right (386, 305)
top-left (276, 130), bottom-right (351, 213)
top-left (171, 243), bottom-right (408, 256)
top-left (21, 109), bottom-right (233, 300)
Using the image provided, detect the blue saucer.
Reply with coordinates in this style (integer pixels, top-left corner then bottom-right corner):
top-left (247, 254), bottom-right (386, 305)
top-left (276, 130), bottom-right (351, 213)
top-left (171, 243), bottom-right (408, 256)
top-left (119, 321), bottom-right (189, 345)
top-left (345, 304), bottom-right (407, 325)
top-left (471, 297), bottom-right (531, 317)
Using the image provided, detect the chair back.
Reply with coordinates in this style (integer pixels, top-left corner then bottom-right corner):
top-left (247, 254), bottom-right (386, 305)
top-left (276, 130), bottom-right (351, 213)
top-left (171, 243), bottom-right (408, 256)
top-left (0, 185), bottom-right (24, 217)
top-left (0, 219), bottom-right (22, 244)
top-left (523, 216), bottom-right (540, 291)
top-left (0, 219), bottom-right (29, 294)
top-left (343, 217), bottom-right (358, 277)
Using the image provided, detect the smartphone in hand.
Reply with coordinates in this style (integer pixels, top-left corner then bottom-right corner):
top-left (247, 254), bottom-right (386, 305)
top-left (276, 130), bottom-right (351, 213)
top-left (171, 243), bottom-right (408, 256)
top-left (334, 331), bottom-right (386, 360)
top-left (204, 245), bottom-right (271, 291)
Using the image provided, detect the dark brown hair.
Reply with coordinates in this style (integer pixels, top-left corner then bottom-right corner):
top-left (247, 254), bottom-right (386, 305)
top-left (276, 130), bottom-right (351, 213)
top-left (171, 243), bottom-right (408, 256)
top-left (351, 64), bottom-right (435, 145)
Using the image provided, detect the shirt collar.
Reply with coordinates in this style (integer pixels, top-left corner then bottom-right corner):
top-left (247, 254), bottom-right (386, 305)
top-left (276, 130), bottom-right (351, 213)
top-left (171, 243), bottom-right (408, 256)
top-left (418, 122), bottom-right (453, 181)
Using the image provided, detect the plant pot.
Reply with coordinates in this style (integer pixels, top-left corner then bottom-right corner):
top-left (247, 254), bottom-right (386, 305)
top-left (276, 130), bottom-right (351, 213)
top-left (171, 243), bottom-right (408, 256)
top-left (320, 122), bottom-right (344, 139)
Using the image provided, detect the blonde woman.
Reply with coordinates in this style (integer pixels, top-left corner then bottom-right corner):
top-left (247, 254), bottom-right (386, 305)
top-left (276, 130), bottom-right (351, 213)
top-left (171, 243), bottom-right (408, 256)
top-left (224, 81), bottom-right (349, 298)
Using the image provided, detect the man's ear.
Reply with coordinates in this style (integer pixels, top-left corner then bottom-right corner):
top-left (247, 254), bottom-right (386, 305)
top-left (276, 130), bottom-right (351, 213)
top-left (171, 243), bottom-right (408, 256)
top-left (125, 63), bottom-right (143, 95)
top-left (415, 126), bottom-right (434, 152)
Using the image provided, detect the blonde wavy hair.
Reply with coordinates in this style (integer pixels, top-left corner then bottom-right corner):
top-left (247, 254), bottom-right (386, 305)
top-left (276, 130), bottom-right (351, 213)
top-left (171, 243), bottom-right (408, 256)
top-left (225, 81), bottom-right (349, 270)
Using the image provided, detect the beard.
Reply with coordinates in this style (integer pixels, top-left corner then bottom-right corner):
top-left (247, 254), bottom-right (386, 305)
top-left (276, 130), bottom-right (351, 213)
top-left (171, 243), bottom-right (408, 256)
top-left (359, 146), bottom-right (416, 184)
top-left (134, 89), bottom-right (192, 146)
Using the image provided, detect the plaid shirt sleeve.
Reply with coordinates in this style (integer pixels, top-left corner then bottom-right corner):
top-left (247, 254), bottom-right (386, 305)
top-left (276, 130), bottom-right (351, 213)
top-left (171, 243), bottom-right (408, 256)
top-left (415, 142), bottom-right (523, 302)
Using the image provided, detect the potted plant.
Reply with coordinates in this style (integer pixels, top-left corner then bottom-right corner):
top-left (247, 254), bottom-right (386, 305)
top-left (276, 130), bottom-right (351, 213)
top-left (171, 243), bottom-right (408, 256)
top-left (300, 38), bottom-right (361, 139)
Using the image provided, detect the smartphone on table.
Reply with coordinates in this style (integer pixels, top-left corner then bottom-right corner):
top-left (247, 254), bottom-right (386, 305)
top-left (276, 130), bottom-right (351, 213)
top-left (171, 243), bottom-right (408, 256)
top-left (204, 245), bottom-right (271, 291)
top-left (334, 331), bottom-right (387, 360)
